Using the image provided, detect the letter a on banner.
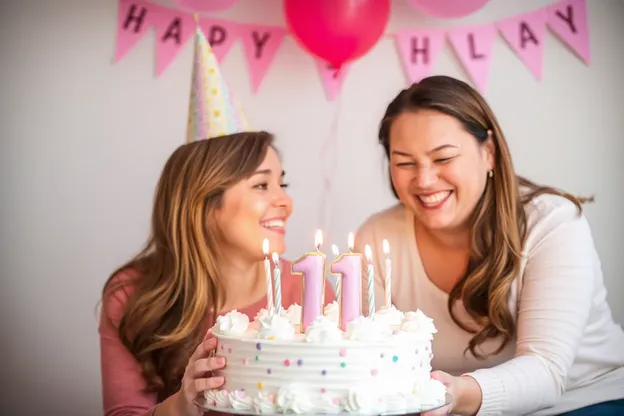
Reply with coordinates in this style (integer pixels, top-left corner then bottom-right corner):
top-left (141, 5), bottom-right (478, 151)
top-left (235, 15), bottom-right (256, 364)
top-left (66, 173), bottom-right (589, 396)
top-left (395, 29), bottom-right (445, 84)
top-left (114, 0), bottom-right (154, 63)
top-left (153, 9), bottom-right (195, 76)
top-left (497, 8), bottom-right (547, 81)
top-left (448, 24), bottom-right (497, 94)
top-left (547, 0), bottom-right (590, 64)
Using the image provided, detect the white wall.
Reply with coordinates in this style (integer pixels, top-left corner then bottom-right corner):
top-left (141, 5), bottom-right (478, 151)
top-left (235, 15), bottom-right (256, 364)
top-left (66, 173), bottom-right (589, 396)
top-left (1, 0), bottom-right (622, 414)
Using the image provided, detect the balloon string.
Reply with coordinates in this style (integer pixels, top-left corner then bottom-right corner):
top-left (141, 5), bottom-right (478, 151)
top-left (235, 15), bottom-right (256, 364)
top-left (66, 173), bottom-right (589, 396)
top-left (318, 93), bottom-right (344, 248)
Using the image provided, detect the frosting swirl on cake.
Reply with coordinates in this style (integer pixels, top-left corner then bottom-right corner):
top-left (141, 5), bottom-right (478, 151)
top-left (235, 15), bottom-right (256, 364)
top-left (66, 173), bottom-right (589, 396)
top-left (285, 303), bottom-right (302, 325)
top-left (257, 313), bottom-right (295, 340)
top-left (228, 390), bottom-right (253, 411)
top-left (414, 378), bottom-right (447, 405)
top-left (252, 392), bottom-right (276, 414)
top-left (276, 384), bottom-right (316, 414)
top-left (305, 315), bottom-right (343, 343)
top-left (345, 386), bottom-right (384, 414)
top-left (323, 300), bottom-right (340, 324)
top-left (345, 316), bottom-right (392, 342)
top-left (373, 304), bottom-right (405, 326)
top-left (213, 310), bottom-right (249, 336)
top-left (400, 310), bottom-right (438, 339)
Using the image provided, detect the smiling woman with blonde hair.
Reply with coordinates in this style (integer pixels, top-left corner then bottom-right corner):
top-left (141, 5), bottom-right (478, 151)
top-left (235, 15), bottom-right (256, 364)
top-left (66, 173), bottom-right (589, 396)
top-left (356, 75), bottom-right (624, 416)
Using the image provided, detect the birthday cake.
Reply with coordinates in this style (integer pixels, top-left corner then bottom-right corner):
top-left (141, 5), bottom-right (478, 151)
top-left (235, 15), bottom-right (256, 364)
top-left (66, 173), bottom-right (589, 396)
top-left (205, 301), bottom-right (446, 414)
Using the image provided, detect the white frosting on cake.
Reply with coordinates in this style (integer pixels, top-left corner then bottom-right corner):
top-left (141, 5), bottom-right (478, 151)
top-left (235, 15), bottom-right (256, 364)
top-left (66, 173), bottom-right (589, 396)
top-left (305, 315), bottom-right (342, 343)
top-left (400, 309), bottom-right (438, 340)
top-left (373, 304), bottom-right (405, 326)
top-left (323, 300), bottom-right (340, 324)
top-left (213, 310), bottom-right (249, 336)
top-left (257, 313), bottom-right (295, 340)
top-left (206, 305), bottom-right (446, 414)
top-left (346, 316), bottom-right (392, 342)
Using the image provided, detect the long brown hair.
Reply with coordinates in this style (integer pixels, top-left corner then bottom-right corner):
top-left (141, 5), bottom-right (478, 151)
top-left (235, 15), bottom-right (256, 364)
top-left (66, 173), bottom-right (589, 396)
top-left (378, 76), bottom-right (593, 358)
top-left (101, 131), bottom-right (274, 399)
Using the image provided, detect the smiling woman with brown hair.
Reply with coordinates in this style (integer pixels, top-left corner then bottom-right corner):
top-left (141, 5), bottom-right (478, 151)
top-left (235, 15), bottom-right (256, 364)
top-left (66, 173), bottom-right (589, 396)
top-left (97, 27), bottom-right (335, 416)
top-left (356, 75), bottom-right (624, 416)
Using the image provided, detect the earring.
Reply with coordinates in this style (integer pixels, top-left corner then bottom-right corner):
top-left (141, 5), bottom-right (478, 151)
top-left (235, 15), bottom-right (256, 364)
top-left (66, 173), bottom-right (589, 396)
top-left (488, 169), bottom-right (494, 178)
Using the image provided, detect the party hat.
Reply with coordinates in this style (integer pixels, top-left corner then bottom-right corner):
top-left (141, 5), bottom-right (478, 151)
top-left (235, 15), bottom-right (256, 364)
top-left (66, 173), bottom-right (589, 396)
top-left (186, 19), bottom-right (250, 143)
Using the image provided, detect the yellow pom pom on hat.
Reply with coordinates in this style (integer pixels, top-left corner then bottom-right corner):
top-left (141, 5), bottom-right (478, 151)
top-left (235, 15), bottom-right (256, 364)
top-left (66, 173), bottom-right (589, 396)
top-left (186, 15), bottom-right (250, 143)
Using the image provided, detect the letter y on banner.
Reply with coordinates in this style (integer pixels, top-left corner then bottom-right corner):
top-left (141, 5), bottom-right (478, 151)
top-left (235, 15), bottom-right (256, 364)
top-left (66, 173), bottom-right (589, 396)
top-left (114, 0), bottom-right (154, 64)
top-left (547, 0), bottom-right (590, 64)
top-left (239, 24), bottom-right (287, 93)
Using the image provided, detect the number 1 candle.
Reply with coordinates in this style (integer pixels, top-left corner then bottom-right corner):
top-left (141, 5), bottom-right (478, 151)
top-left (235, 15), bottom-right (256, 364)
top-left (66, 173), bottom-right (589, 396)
top-left (291, 230), bottom-right (326, 331)
top-left (263, 239), bottom-right (274, 315)
top-left (331, 244), bottom-right (341, 301)
top-left (330, 232), bottom-right (362, 331)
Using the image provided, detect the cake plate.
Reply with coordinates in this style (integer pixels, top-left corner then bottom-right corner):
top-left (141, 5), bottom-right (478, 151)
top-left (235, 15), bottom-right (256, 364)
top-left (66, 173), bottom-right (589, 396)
top-left (195, 393), bottom-right (452, 415)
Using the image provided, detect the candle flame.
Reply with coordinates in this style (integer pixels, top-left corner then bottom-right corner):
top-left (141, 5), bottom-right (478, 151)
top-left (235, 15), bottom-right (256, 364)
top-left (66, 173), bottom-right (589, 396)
top-left (382, 239), bottom-right (390, 255)
top-left (262, 238), bottom-right (269, 256)
top-left (364, 244), bottom-right (373, 262)
top-left (332, 244), bottom-right (339, 256)
top-left (271, 252), bottom-right (279, 264)
top-left (315, 229), bottom-right (323, 250)
top-left (348, 232), bottom-right (354, 251)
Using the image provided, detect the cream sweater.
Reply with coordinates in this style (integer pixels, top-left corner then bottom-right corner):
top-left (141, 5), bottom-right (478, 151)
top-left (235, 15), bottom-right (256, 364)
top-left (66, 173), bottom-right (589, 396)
top-left (354, 194), bottom-right (624, 415)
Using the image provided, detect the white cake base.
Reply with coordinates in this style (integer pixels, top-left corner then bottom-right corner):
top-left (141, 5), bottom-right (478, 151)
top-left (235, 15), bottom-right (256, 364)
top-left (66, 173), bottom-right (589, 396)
top-left (206, 305), bottom-right (447, 414)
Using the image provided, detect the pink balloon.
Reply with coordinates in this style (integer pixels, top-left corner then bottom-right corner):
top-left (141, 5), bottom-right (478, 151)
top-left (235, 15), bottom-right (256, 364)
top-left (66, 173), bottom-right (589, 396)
top-left (171, 0), bottom-right (239, 13)
top-left (284, 0), bottom-right (390, 68)
top-left (408, 0), bottom-right (491, 18)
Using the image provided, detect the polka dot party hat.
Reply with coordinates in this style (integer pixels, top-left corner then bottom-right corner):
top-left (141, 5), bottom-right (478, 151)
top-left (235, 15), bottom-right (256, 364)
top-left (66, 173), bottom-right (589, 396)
top-left (186, 19), bottom-right (250, 143)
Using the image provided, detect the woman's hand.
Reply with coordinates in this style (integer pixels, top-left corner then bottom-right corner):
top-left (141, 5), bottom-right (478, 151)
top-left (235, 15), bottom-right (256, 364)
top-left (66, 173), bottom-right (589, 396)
top-left (421, 371), bottom-right (457, 416)
top-left (421, 371), bottom-right (482, 416)
top-left (176, 330), bottom-right (226, 416)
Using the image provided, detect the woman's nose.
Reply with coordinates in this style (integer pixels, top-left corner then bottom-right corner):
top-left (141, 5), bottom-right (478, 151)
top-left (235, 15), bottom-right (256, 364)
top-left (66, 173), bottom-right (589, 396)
top-left (415, 166), bottom-right (438, 189)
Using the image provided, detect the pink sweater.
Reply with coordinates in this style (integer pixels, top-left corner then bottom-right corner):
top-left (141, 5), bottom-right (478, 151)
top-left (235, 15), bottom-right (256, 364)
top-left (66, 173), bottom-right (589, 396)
top-left (99, 260), bottom-right (336, 416)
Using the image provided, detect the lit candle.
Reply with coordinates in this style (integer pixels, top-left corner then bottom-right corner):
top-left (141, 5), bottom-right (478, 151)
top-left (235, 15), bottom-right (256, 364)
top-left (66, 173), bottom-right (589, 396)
top-left (263, 239), bottom-right (274, 315)
top-left (331, 244), bottom-right (341, 301)
top-left (330, 232), bottom-right (362, 331)
top-left (272, 252), bottom-right (282, 314)
top-left (382, 239), bottom-right (391, 309)
top-left (364, 244), bottom-right (375, 318)
top-left (291, 230), bottom-right (326, 331)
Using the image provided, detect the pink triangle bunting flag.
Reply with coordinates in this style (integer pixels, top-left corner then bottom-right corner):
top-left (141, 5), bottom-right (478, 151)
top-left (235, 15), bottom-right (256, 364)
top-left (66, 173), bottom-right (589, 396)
top-left (448, 24), bottom-right (496, 94)
top-left (394, 29), bottom-right (446, 84)
top-left (547, 0), bottom-right (590, 64)
top-left (316, 60), bottom-right (350, 102)
top-left (497, 8), bottom-right (548, 81)
top-left (239, 24), bottom-right (287, 93)
top-left (198, 18), bottom-right (241, 63)
top-left (152, 7), bottom-right (194, 77)
top-left (114, 0), bottom-right (156, 64)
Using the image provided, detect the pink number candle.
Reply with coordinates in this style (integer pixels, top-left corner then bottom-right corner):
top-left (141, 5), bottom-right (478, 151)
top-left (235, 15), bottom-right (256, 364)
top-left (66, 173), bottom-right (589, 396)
top-left (331, 244), bottom-right (341, 301)
top-left (291, 230), bottom-right (326, 331)
top-left (263, 239), bottom-right (274, 315)
top-left (330, 232), bottom-right (362, 331)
